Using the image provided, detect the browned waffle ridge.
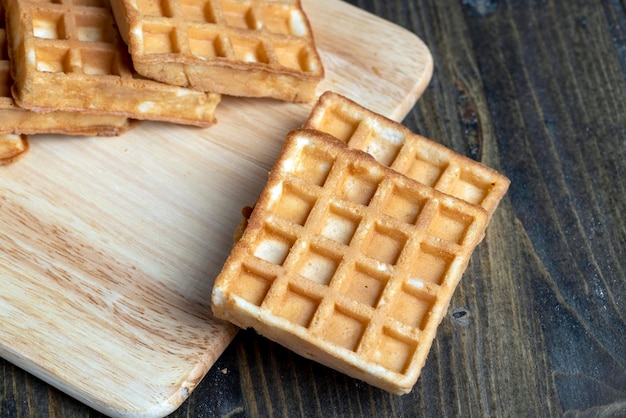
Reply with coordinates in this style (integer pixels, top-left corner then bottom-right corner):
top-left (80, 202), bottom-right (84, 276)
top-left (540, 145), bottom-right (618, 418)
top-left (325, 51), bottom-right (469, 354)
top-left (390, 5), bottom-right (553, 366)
top-left (4, 0), bottom-right (220, 127)
top-left (212, 129), bottom-right (490, 394)
top-left (110, 0), bottom-right (324, 102)
top-left (304, 91), bottom-right (510, 217)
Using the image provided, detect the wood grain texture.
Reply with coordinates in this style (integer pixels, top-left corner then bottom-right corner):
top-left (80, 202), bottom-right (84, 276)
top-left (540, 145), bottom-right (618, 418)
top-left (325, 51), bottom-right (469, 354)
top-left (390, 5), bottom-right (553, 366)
top-left (0, 0), bottom-right (432, 417)
top-left (2, 0), bottom-right (626, 417)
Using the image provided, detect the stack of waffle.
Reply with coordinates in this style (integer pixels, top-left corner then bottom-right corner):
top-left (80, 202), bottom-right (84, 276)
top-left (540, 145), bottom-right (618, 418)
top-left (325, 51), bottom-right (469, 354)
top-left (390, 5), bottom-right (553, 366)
top-left (211, 91), bottom-right (510, 394)
top-left (0, 0), bottom-right (323, 163)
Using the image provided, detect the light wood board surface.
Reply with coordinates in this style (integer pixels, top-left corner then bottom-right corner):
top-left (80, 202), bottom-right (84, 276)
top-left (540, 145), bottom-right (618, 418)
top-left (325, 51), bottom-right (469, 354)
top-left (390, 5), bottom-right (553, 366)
top-left (0, 1), bottom-right (432, 417)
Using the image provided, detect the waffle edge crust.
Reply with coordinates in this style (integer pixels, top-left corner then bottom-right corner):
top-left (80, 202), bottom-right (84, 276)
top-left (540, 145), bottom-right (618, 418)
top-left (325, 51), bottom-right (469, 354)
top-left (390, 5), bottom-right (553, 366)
top-left (110, 0), bottom-right (324, 102)
top-left (211, 129), bottom-right (491, 395)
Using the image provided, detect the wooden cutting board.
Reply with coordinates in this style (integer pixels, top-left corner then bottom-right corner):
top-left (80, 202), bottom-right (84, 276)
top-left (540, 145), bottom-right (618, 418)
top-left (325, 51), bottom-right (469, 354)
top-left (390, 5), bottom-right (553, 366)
top-left (0, 1), bottom-right (432, 416)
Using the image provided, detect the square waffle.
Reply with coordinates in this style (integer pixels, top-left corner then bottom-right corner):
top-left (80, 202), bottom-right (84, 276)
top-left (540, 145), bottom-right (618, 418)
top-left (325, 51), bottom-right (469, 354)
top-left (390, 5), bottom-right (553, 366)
top-left (0, 133), bottom-right (28, 164)
top-left (110, 0), bottom-right (324, 102)
top-left (4, 0), bottom-right (220, 127)
top-left (0, 1), bottom-right (131, 136)
top-left (212, 129), bottom-right (490, 394)
top-left (304, 91), bottom-right (510, 217)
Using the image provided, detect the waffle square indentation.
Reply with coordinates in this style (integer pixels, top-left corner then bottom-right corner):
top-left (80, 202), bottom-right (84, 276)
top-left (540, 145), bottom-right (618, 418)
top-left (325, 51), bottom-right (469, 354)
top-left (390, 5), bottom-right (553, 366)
top-left (449, 169), bottom-right (490, 207)
top-left (406, 155), bottom-right (445, 187)
top-left (343, 263), bottom-right (389, 308)
top-left (270, 183), bottom-right (316, 226)
top-left (80, 49), bottom-right (115, 75)
top-left (32, 11), bottom-right (65, 39)
top-left (319, 204), bottom-right (360, 245)
top-left (273, 42), bottom-right (308, 72)
top-left (362, 125), bottom-right (404, 166)
top-left (231, 264), bottom-right (275, 306)
top-left (428, 207), bottom-right (473, 244)
top-left (221, 1), bottom-right (256, 29)
top-left (323, 306), bottom-right (366, 352)
top-left (253, 226), bottom-right (295, 265)
top-left (35, 45), bottom-right (70, 73)
top-left (391, 286), bottom-right (435, 330)
top-left (292, 145), bottom-right (333, 186)
top-left (181, 0), bottom-right (214, 23)
top-left (231, 36), bottom-right (268, 63)
top-left (75, 14), bottom-right (115, 42)
top-left (259, 4), bottom-right (291, 34)
top-left (408, 243), bottom-right (453, 286)
top-left (339, 166), bottom-right (381, 206)
top-left (316, 108), bottom-right (360, 143)
top-left (371, 328), bottom-right (416, 374)
top-left (363, 223), bottom-right (407, 266)
top-left (382, 185), bottom-right (425, 225)
top-left (188, 30), bottom-right (226, 59)
top-left (275, 285), bottom-right (319, 328)
top-left (297, 246), bottom-right (339, 286)
top-left (143, 24), bottom-right (178, 54)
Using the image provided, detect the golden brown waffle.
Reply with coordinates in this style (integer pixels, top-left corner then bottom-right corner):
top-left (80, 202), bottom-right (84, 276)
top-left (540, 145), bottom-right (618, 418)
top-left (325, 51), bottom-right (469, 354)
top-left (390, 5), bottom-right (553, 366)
top-left (4, 0), bottom-right (220, 127)
top-left (0, 133), bottom-right (28, 164)
top-left (110, 0), bottom-right (324, 102)
top-left (0, 1), bottom-right (132, 136)
top-left (304, 92), bottom-right (510, 217)
top-left (212, 129), bottom-right (490, 394)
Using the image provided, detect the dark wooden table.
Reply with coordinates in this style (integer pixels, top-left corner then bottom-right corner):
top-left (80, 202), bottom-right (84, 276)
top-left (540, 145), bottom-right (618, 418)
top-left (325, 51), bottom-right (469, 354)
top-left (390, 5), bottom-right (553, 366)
top-left (2, 0), bottom-right (625, 417)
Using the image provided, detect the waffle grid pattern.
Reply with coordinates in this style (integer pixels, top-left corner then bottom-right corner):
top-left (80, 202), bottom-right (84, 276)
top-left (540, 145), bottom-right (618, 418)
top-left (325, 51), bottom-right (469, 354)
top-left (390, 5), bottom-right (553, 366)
top-left (130, 0), bottom-right (321, 75)
top-left (6, 0), bottom-right (220, 126)
top-left (213, 130), bottom-right (489, 392)
top-left (304, 92), bottom-right (510, 217)
top-left (0, 0), bottom-right (132, 135)
top-left (24, 0), bottom-right (127, 77)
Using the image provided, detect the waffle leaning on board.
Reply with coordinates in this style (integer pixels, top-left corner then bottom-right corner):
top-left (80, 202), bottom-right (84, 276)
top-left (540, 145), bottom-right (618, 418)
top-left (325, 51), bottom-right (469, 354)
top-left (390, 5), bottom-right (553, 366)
top-left (211, 91), bottom-right (509, 394)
